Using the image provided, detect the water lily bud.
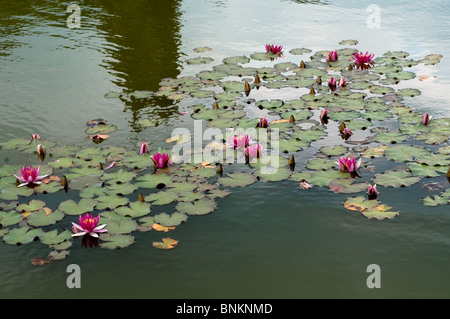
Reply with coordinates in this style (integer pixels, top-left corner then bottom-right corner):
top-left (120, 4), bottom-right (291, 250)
top-left (138, 192), bottom-right (145, 202)
top-left (244, 81), bottom-right (251, 92)
top-left (37, 144), bottom-right (46, 156)
top-left (310, 87), bottom-right (315, 95)
top-left (299, 60), bottom-right (306, 68)
top-left (216, 163), bottom-right (223, 176)
top-left (254, 74), bottom-right (261, 84)
top-left (289, 115), bottom-right (296, 123)
top-left (288, 155), bottom-right (295, 166)
top-left (61, 175), bottom-right (68, 187)
top-left (98, 162), bottom-right (103, 170)
top-left (316, 76), bottom-right (322, 85)
top-left (213, 102), bottom-right (220, 109)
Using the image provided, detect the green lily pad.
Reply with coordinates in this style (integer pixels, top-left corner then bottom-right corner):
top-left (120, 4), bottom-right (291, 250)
top-left (176, 198), bottom-right (216, 216)
top-left (68, 174), bottom-right (103, 191)
top-left (372, 170), bottom-right (420, 187)
top-left (40, 230), bottom-right (72, 245)
top-left (289, 48), bottom-right (312, 55)
top-left (103, 169), bottom-right (136, 184)
top-left (373, 132), bottom-right (409, 144)
top-left (408, 163), bottom-right (447, 178)
top-left (186, 56), bottom-right (214, 64)
top-left (99, 213), bottom-right (137, 235)
top-left (16, 199), bottom-right (46, 213)
top-left (85, 124), bottom-right (117, 135)
top-left (319, 145), bottom-right (348, 157)
top-left (95, 195), bottom-right (129, 210)
top-left (0, 210), bottom-right (23, 227)
top-left (217, 172), bottom-right (257, 187)
top-left (223, 55), bottom-right (250, 64)
top-left (329, 179), bottom-right (369, 194)
top-left (385, 145), bottom-right (431, 162)
top-left (27, 209), bottom-right (65, 227)
top-left (0, 185), bottom-right (34, 201)
top-left (307, 170), bottom-right (350, 187)
top-left (305, 158), bottom-right (337, 170)
top-left (255, 166), bottom-right (291, 182)
top-left (136, 173), bottom-right (172, 189)
top-left (3, 226), bottom-right (44, 245)
top-left (99, 234), bottom-right (135, 249)
top-left (115, 201), bottom-right (151, 218)
top-left (153, 212), bottom-right (188, 227)
top-left (58, 198), bottom-right (98, 216)
top-left (361, 205), bottom-right (400, 220)
top-left (144, 190), bottom-right (178, 205)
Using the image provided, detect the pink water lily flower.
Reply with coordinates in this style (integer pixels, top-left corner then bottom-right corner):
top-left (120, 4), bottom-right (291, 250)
top-left (328, 77), bottom-right (337, 90)
top-left (350, 51), bottom-right (375, 66)
top-left (337, 156), bottom-right (361, 177)
top-left (257, 117), bottom-right (269, 128)
top-left (245, 144), bottom-right (262, 159)
top-left (230, 133), bottom-right (251, 149)
top-left (140, 142), bottom-right (149, 154)
top-left (265, 44), bottom-right (283, 56)
top-left (340, 127), bottom-right (353, 140)
top-left (13, 165), bottom-right (48, 187)
top-left (72, 213), bottom-right (107, 238)
top-left (337, 77), bottom-right (347, 87)
top-left (320, 109), bottom-right (328, 124)
top-left (326, 51), bottom-right (339, 62)
top-left (37, 144), bottom-right (46, 155)
top-left (423, 113), bottom-right (431, 126)
top-left (151, 152), bottom-right (173, 169)
top-left (31, 134), bottom-right (40, 141)
top-left (367, 184), bottom-right (379, 200)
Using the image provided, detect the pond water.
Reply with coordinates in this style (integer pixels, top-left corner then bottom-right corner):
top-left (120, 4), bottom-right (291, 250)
top-left (0, 0), bottom-right (449, 299)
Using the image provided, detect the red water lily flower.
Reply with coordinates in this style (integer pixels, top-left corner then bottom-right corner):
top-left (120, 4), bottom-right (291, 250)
top-left (140, 142), bottom-right (149, 154)
top-left (423, 113), bottom-right (431, 126)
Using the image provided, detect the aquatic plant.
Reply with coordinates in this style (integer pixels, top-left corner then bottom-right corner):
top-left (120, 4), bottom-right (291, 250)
top-left (13, 165), bottom-right (48, 187)
top-left (151, 152), bottom-right (172, 168)
top-left (72, 213), bottom-right (107, 238)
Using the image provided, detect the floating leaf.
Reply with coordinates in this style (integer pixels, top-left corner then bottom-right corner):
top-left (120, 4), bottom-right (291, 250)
top-left (3, 226), bottom-right (44, 245)
top-left (176, 198), bottom-right (216, 215)
top-left (153, 212), bottom-right (188, 227)
top-left (385, 145), bottom-right (431, 162)
top-left (115, 201), bottom-right (151, 218)
top-left (27, 209), bottom-right (65, 227)
top-left (361, 205), bottom-right (400, 220)
top-left (99, 234), bottom-right (135, 249)
top-left (152, 237), bottom-right (178, 249)
top-left (40, 230), bottom-right (72, 245)
top-left (343, 196), bottom-right (379, 212)
top-left (372, 170), bottom-right (420, 187)
top-left (218, 172), bottom-right (257, 187)
top-left (329, 179), bottom-right (369, 194)
top-left (0, 210), bottom-right (23, 227)
top-left (16, 200), bottom-right (45, 213)
top-left (58, 199), bottom-right (98, 216)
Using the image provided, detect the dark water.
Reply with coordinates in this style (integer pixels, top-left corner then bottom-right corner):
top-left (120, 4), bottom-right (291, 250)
top-left (0, 0), bottom-right (449, 298)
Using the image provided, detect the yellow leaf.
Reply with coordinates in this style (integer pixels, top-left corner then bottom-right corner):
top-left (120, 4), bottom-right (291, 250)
top-left (270, 119), bottom-right (289, 124)
top-left (152, 223), bottom-right (176, 232)
top-left (152, 237), bottom-right (179, 249)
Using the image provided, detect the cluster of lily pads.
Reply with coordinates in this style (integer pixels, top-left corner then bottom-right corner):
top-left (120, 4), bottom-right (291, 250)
top-left (0, 40), bottom-right (448, 265)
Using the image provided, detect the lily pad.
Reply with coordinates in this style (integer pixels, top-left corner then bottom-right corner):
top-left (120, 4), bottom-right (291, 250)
top-left (115, 201), bottom-right (151, 218)
top-left (153, 212), bottom-right (188, 227)
top-left (40, 230), bottom-right (72, 245)
top-left (57, 199), bottom-right (98, 216)
top-left (218, 172), bottom-right (257, 187)
top-left (27, 209), bottom-right (65, 227)
top-left (372, 170), bottom-right (420, 187)
top-left (99, 234), bottom-right (135, 249)
top-left (3, 226), bottom-right (44, 245)
top-left (176, 198), bottom-right (216, 216)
